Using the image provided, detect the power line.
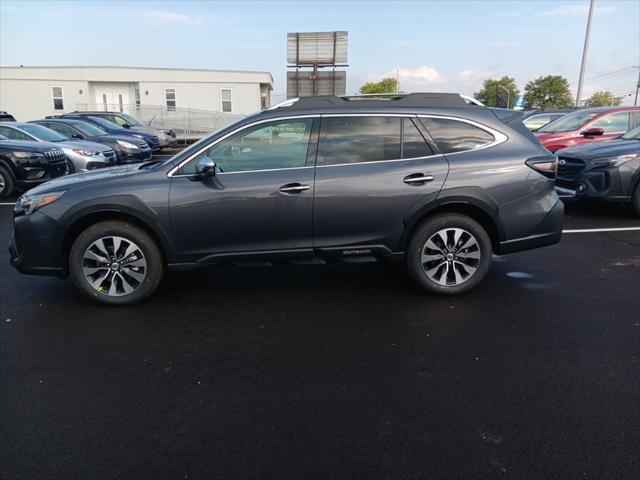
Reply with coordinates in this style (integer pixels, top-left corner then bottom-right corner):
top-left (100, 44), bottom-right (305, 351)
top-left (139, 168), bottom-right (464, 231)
top-left (570, 66), bottom-right (636, 85)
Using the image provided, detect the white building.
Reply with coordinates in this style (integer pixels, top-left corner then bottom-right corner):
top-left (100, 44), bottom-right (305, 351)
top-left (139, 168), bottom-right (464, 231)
top-left (0, 66), bottom-right (273, 121)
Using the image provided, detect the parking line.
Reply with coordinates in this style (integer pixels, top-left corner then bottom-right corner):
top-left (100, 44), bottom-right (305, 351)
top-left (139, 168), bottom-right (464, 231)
top-left (563, 227), bottom-right (640, 233)
top-left (0, 202), bottom-right (16, 206)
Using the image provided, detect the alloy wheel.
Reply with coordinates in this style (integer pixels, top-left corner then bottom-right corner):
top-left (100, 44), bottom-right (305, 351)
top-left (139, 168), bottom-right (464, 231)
top-left (82, 236), bottom-right (147, 296)
top-left (421, 228), bottom-right (481, 286)
top-left (0, 172), bottom-right (5, 192)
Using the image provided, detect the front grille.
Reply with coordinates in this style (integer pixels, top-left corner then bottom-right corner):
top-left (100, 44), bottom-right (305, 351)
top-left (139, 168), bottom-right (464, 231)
top-left (104, 150), bottom-right (116, 161)
top-left (44, 149), bottom-right (66, 163)
top-left (557, 156), bottom-right (586, 181)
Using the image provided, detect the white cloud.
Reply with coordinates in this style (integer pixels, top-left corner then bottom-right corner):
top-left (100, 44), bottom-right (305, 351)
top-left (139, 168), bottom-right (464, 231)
top-left (535, 3), bottom-right (616, 17)
top-left (378, 66), bottom-right (446, 91)
top-left (140, 10), bottom-right (208, 26)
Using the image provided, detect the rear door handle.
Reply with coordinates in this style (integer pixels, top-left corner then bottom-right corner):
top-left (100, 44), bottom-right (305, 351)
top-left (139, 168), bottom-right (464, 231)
top-left (403, 174), bottom-right (435, 185)
top-left (279, 183), bottom-right (310, 194)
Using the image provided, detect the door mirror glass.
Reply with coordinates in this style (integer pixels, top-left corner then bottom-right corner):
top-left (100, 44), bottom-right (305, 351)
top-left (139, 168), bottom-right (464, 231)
top-left (195, 157), bottom-right (216, 177)
top-left (581, 127), bottom-right (604, 137)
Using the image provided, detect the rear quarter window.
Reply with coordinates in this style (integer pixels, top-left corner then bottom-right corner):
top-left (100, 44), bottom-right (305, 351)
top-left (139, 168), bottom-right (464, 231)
top-left (419, 117), bottom-right (495, 154)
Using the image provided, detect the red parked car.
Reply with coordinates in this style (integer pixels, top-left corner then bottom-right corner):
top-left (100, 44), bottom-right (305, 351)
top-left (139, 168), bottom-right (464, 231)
top-left (535, 106), bottom-right (640, 152)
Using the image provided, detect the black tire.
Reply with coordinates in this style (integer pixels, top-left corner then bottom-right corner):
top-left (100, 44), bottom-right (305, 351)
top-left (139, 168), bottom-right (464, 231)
top-left (65, 158), bottom-right (75, 175)
top-left (69, 220), bottom-right (164, 306)
top-left (632, 182), bottom-right (640, 218)
top-left (0, 164), bottom-right (15, 197)
top-left (406, 213), bottom-right (492, 296)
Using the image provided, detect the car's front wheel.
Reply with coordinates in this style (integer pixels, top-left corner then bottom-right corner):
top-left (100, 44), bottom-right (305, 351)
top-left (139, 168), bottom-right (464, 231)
top-left (0, 165), bottom-right (15, 197)
top-left (406, 213), bottom-right (492, 295)
top-left (632, 182), bottom-right (640, 217)
top-left (69, 220), bottom-right (164, 305)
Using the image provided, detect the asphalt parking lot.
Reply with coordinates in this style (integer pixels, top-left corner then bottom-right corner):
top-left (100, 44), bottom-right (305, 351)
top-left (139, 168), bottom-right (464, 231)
top-left (1, 185), bottom-right (639, 478)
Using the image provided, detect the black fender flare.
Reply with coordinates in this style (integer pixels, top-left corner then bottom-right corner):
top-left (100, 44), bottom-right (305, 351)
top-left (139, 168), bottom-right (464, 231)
top-left (59, 195), bottom-right (176, 263)
top-left (399, 186), bottom-right (504, 250)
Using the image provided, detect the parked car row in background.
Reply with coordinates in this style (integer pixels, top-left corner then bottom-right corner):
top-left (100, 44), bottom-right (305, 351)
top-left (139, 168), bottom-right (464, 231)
top-left (0, 110), bottom-right (177, 196)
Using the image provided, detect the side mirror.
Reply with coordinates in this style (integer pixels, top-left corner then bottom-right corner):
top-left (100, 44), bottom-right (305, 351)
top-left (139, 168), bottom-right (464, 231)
top-left (195, 157), bottom-right (216, 177)
top-left (581, 127), bottom-right (604, 137)
top-left (123, 123), bottom-right (131, 129)
top-left (72, 133), bottom-right (83, 139)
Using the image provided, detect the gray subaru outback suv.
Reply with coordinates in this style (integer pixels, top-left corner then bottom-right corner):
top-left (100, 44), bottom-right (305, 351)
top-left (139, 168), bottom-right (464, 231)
top-left (9, 93), bottom-right (563, 305)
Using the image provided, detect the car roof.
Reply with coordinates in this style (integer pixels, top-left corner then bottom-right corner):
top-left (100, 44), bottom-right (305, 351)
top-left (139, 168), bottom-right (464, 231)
top-left (268, 93), bottom-right (479, 112)
top-left (573, 106), bottom-right (640, 115)
top-left (35, 118), bottom-right (87, 126)
top-left (69, 111), bottom-right (127, 115)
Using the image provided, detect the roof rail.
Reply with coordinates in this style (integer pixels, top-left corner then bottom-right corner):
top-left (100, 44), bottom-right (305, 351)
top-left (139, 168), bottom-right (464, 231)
top-left (269, 93), bottom-right (483, 110)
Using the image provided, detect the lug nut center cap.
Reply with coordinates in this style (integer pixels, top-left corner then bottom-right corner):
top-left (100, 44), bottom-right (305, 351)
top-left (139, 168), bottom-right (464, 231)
top-left (110, 262), bottom-right (120, 271)
top-left (446, 253), bottom-right (455, 261)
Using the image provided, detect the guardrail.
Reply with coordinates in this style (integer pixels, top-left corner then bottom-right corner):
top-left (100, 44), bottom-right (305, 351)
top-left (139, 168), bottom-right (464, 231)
top-left (75, 103), bottom-right (246, 141)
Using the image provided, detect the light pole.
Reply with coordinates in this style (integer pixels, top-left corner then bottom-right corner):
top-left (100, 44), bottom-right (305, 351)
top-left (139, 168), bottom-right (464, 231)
top-left (497, 85), bottom-right (510, 109)
top-left (576, 0), bottom-right (595, 107)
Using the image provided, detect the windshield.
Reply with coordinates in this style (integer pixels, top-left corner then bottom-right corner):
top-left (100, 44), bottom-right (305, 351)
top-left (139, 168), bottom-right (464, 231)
top-left (118, 114), bottom-right (142, 126)
top-left (87, 116), bottom-right (119, 130)
top-left (538, 111), bottom-right (598, 133)
top-left (0, 134), bottom-right (6, 140)
top-left (73, 121), bottom-right (107, 137)
top-left (621, 126), bottom-right (640, 140)
top-left (20, 123), bottom-right (68, 142)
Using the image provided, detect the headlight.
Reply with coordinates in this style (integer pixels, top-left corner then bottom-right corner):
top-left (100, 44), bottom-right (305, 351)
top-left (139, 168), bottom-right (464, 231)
top-left (591, 154), bottom-right (638, 168)
top-left (13, 151), bottom-right (43, 159)
top-left (72, 148), bottom-right (98, 156)
top-left (116, 140), bottom-right (139, 150)
top-left (14, 191), bottom-right (66, 216)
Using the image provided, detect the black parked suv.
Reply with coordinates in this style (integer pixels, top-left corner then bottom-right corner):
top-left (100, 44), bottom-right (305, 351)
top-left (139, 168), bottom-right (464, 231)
top-left (555, 126), bottom-right (640, 216)
top-left (9, 93), bottom-right (563, 305)
top-left (0, 134), bottom-right (67, 197)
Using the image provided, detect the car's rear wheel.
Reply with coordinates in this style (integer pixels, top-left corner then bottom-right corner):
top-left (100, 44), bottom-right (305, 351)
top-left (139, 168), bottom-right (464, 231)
top-left (69, 220), bottom-right (164, 305)
top-left (406, 213), bottom-right (492, 295)
top-left (0, 165), bottom-right (15, 197)
top-left (632, 182), bottom-right (640, 217)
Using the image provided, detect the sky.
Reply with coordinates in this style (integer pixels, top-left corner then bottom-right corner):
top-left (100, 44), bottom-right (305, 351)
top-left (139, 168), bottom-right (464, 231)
top-left (1, 0), bottom-right (639, 105)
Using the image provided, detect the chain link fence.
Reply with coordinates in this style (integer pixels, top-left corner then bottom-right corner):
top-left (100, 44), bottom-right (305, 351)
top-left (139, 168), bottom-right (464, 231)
top-left (76, 103), bottom-right (246, 142)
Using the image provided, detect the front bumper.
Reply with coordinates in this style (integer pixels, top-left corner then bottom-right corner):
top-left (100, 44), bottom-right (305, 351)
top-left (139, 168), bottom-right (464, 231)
top-left (9, 219), bottom-right (65, 277)
top-left (497, 199), bottom-right (564, 255)
top-left (117, 148), bottom-right (152, 163)
top-left (555, 157), bottom-right (637, 202)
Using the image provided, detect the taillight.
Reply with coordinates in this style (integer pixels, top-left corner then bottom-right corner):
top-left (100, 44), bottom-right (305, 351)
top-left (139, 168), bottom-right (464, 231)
top-left (525, 156), bottom-right (557, 179)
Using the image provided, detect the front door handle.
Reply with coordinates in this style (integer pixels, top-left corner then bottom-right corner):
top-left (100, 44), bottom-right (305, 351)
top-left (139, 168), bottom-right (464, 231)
top-left (403, 174), bottom-right (435, 185)
top-left (279, 183), bottom-right (310, 194)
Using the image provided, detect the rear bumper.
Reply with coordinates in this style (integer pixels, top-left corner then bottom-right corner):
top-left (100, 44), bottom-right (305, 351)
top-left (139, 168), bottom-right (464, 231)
top-left (497, 199), bottom-right (564, 255)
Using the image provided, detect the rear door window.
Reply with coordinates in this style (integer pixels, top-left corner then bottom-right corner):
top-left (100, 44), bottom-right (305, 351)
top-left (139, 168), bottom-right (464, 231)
top-left (0, 126), bottom-right (31, 141)
top-left (402, 118), bottom-right (433, 158)
top-left (419, 117), bottom-right (495, 154)
top-left (46, 123), bottom-right (76, 137)
top-left (590, 112), bottom-right (630, 134)
top-left (320, 116), bottom-right (401, 165)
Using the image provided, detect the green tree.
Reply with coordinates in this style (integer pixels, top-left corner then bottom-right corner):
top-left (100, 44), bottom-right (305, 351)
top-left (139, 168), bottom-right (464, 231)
top-left (359, 77), bottom-right (400, 95)
top-left (585, 90), bottom-right (622, 107)
top-left (473, 76), bottom-right (519, 109)
top-left (524, 75), bottom-right (574, 109)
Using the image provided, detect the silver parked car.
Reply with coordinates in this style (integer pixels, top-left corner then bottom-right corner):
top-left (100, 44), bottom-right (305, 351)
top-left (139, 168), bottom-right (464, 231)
top-left (0, 122), bottom-right (117, 172)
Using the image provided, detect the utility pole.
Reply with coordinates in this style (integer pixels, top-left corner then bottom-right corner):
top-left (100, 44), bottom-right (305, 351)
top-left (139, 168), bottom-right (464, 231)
top-left (497, 85), bottom-right (510, 109)
top-left (576, 0), bottom-right (595, 107)
top-left (634, 66), bottom-right (640, 106)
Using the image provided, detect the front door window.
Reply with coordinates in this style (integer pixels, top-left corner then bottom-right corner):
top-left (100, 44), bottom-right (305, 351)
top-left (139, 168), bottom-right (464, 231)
top-left (179, 119), bottom-right (314, 175)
